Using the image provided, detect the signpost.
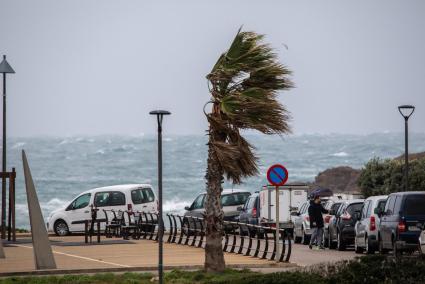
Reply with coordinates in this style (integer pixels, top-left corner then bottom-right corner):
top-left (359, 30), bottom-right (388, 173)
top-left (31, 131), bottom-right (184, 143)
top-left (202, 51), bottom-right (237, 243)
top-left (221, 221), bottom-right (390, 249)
top-left (266, 164), bottom-right (289, 262)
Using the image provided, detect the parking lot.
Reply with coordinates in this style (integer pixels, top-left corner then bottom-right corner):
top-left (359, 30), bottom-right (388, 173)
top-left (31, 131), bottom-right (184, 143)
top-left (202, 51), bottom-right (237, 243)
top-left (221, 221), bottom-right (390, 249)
top-left (0, 235), bottom-right (358, 276)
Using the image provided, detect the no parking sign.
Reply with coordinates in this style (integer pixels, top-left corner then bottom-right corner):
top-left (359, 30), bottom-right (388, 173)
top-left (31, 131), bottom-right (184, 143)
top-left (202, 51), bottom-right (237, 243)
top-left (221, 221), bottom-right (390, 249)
top-left (266, 164), bottom-right (288, 186)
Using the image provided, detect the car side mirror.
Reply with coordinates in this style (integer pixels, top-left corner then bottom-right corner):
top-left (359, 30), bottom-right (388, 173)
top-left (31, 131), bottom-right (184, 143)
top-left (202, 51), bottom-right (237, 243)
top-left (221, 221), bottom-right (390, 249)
top-left (237, 206), bottom-right (243, 212)
top-left (290, 211), bottom-right (299, 216)
top-left (184, 206), bottom-right (190, 211)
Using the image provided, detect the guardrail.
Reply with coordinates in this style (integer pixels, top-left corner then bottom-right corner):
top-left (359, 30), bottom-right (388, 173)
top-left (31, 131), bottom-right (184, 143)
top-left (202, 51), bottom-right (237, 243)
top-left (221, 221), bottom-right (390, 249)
top-left (89, 209), bottom-right (291, 262)
top-left (165, 214), bottom-right (292, 262)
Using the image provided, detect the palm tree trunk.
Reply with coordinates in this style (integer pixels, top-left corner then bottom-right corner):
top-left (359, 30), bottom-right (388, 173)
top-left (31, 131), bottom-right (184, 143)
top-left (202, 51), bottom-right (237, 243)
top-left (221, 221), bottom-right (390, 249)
top-left (204, 128), bottom-right (226, 272)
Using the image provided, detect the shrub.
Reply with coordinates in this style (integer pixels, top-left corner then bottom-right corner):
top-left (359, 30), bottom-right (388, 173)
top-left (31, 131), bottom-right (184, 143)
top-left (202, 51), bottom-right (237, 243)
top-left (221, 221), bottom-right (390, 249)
top-left (358, 157), bottom-right (425, 198)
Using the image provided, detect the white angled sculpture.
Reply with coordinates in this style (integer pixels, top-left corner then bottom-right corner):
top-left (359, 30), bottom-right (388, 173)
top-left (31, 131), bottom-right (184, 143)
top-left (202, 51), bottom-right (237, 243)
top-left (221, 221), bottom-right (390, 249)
top-left (22, 150), bottom-right (56, 269)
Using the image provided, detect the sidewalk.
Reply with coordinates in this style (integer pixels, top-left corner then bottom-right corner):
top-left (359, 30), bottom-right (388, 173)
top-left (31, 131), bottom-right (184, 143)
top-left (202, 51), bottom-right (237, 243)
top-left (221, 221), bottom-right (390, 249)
top-left (0, 236), bottom-right (293, 276)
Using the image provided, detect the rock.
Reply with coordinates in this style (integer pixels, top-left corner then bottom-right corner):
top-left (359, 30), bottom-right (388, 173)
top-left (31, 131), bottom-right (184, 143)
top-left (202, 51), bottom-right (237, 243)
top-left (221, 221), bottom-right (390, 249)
top-left (310, 166), bottom-right (361, 194)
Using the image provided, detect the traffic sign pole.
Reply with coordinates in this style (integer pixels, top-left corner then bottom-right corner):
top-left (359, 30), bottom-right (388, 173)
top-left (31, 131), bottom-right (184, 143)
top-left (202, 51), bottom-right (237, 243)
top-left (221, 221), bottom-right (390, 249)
top-left (275, 185), bottom-right (280, 262)
top-left (266, 164), bottom-right (288, 263)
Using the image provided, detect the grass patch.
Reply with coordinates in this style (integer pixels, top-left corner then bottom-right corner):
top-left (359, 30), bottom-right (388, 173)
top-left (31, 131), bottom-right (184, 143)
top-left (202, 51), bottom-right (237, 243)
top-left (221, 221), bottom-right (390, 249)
top-left (1, 256), bottom-right (425, 283)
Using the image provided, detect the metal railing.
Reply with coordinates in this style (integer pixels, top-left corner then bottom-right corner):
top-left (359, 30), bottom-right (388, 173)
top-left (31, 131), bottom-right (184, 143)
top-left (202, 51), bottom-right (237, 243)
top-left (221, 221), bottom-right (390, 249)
top-left (91, 209), bottom-right (292, 262)
top-left (165, 214), bottom-right (292, 262)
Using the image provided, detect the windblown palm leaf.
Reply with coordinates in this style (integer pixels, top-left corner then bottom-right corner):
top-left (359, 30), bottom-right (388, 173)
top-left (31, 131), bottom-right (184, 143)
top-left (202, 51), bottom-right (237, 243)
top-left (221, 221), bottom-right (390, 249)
top-left (204, 28), bottom-right (293, 273)
top-left (206, 29), bottom-right (293, 184)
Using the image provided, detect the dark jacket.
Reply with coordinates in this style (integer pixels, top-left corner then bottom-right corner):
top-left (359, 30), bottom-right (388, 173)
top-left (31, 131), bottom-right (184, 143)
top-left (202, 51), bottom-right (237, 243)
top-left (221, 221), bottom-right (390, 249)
top-left (308, 200), bottom-right (328, 228)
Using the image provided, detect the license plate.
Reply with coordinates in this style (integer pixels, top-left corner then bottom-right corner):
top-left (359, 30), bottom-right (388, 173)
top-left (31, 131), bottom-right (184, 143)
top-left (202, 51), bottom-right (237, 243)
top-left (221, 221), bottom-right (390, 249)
top-left (408, 226), bottom-right (421, 231)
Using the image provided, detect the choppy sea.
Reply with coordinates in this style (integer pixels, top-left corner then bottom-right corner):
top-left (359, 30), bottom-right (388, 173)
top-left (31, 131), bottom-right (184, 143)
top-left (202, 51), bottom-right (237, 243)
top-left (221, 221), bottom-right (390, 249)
top-left (4, 132), bottom-right (425, 229)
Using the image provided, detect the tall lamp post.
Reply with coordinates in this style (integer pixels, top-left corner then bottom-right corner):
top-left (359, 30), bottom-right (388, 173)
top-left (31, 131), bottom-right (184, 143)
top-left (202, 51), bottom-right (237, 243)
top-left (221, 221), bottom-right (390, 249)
top-left (398, 105), bottom-right (415, 192)
top-left (0, 55), bottom-right (15, 239)
top-left (149, 110), bottom-right (170, 284)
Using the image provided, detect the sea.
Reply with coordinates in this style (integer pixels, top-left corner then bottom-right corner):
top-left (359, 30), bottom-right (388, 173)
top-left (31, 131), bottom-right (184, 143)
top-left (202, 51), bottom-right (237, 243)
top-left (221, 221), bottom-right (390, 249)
top-left (4, 132), bottom-right (425, 229)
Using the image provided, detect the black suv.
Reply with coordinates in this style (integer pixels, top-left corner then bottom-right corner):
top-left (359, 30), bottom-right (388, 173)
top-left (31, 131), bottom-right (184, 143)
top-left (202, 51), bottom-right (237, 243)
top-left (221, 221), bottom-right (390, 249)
top-left (377, 191), bottom-right (425, 256)
top-left (328, 199), bottom-right (364, 250)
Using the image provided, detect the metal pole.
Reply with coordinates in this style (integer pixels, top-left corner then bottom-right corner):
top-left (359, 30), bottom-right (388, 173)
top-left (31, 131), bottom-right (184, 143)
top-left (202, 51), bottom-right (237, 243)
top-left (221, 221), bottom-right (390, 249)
top-left (404, 118), bottom-right (409, 192)
top-left (157, 114), bottom-right (164, 284)
top-left (275, 186), bottom-right (280, 262)
top-left (1, 73), bottom-right (6, 239)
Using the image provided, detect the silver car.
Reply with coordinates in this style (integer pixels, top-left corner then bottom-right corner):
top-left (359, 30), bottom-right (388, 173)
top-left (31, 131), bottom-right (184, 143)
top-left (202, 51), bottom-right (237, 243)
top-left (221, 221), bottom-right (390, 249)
top-left (354, 195), bottom-right (387, 254)
top-left (293, 201), bottom-right (312, 244)
top-left (183, 189), bottom-right (251, 233)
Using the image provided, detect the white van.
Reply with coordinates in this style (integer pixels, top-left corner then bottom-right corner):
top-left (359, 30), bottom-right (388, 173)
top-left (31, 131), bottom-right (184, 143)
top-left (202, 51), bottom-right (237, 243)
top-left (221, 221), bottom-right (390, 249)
top-left (260, 184), bottom-right (309, 233)
top-left (47, 184), bottom-right (158, 236)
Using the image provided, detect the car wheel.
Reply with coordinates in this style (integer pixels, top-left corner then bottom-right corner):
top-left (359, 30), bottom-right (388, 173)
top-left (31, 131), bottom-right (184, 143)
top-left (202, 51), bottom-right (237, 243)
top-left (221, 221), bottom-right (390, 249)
top-left (182, 218), bottom-right (192, 236)
top-left (301, 227), bottom-right (309, 245)
top-left (337, 231), bottom-right (346, 251)
top-left (365, 235), bottom-right (375, 254)
top-left (355, 237), bottom-right (364, 254)
top-left (54, 220), bottom-right (69, 236)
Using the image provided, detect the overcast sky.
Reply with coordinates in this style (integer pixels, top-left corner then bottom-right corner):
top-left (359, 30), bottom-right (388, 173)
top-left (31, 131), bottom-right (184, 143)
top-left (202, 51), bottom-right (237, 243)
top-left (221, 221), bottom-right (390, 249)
top-left (1, 0), bottom-right (424, 136)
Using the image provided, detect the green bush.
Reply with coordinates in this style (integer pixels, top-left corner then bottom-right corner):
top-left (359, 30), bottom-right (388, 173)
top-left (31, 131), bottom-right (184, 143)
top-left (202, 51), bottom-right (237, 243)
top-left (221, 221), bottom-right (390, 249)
top-left (358, 157), bottom-right (425, 198)
top-left (2, 257), bottom-right (425, 283)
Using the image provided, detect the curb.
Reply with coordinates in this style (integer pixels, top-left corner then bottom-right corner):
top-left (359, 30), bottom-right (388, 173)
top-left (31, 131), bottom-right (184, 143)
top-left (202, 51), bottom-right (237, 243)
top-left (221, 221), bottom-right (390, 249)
top-left (0, 263), bottom-right (297, 277)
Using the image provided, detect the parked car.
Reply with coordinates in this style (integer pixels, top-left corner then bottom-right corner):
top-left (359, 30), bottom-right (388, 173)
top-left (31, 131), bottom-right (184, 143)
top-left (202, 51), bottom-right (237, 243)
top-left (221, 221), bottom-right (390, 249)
top-left (323, 200), bottom-right (344, 247)
top-left (238, 192), bottom-right (263, 237)
top-left (378, 191), bottom-right (425, 256)
top-left (328, 199), bottom-right (364, 250)
top-left (354, 195), bottom-right (387, 254)
top-left (47, 184), bottom-right (158, 236)
top-left (293, 201), bottom-right (312, 244)
top-left (183, 189), bottom-right (251, 233)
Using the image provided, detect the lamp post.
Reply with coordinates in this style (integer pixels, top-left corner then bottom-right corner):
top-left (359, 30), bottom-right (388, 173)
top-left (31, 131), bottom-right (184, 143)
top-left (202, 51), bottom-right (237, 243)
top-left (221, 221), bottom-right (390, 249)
top-left (398, 105), bottom-right (415, 192)
top-left (149, 110), bottom-right (170, 284)
top-left (0, 55), bottom-right (15, 239)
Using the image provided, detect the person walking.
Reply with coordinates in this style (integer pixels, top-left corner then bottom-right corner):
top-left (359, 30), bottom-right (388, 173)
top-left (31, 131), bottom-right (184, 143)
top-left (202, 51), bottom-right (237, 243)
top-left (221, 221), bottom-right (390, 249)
top-left (308, 194), bottom-right (328, 250)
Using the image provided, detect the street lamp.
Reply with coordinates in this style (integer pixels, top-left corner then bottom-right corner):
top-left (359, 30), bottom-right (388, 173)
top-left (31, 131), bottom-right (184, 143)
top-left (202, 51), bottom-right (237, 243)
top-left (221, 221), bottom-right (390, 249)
top-left (149, 110), bottom-right (170, 284)
top-left (398, 105), bottom-right (415, 192)
top-left (0, 55), bottom-right (15, 239)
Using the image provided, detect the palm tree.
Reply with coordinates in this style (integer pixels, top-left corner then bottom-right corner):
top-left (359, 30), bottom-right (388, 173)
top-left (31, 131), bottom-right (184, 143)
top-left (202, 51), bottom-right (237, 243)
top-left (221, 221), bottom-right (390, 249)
top-left (203, 28), bottom-right (294, 272)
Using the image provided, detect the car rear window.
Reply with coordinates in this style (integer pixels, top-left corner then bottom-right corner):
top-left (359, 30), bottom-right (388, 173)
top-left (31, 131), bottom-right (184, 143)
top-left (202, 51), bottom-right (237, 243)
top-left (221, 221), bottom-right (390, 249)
top-left (347, 203), bottom-right (363, 215)
top-left (404, 195), bottom-right (425, 215)
top-left (221, 192), bottom-right (250, 207)
top-left (131, 188), bottom-right (155, 204)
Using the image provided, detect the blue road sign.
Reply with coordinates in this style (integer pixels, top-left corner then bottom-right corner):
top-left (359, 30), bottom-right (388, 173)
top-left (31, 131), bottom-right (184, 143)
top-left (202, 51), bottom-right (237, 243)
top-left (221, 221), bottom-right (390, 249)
top-left (266, 164), bottom-right (289, 186)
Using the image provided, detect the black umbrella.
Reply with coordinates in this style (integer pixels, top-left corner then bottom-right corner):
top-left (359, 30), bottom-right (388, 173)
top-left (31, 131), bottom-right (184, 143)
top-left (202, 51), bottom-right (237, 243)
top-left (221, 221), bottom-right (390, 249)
top-left (309, 187), bottom-right (333, 198)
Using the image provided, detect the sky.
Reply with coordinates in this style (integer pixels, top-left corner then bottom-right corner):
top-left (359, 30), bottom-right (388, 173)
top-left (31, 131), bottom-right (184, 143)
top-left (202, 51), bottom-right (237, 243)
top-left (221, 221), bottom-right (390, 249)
top-left (1, 0), bottom-right (424, 137)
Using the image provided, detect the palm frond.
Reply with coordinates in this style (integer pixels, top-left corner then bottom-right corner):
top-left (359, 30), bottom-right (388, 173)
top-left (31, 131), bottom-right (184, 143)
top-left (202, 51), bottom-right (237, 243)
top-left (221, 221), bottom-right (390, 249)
top-left (206, 29), bottom-right (293, 184)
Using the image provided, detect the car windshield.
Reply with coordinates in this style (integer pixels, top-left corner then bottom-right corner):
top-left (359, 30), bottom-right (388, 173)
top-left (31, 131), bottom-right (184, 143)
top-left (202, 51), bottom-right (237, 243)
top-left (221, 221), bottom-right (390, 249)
top-left (221, 192), bottom-right (250, 207)
top-left (347, 203), bottom-right (363, 215)
top-left (131, 188), bottom-right (155, 204)
top-left (404, 195), bottom-right (425, 215)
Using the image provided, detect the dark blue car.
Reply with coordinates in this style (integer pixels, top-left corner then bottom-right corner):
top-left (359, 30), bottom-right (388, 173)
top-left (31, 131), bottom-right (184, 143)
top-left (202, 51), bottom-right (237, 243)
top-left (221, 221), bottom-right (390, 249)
top-left (378, 191), bottom-right (425, 256)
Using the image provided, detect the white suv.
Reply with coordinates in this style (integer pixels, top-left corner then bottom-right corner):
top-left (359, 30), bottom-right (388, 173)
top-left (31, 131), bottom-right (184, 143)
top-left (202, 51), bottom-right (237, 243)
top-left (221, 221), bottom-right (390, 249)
top-left (47, 184), bottom-right (157, 236)
top-left (354, 195), bottom-right (387, 254)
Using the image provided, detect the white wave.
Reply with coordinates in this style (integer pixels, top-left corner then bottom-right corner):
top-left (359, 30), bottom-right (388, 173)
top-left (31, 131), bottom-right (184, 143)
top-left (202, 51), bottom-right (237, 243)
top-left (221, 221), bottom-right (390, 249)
top-left (43, 198), bottom-right (69, 212)
top-left (331, 151), bottom-right (349, 157)
top-left (11, 142), bottom-right (26, 149)
top-left (95, 149), bottom-right (105, 155)
top-left (163, 199), bottom-right (190, 214)
top-left (164, 138), bottom-right (173, 142)
top-left (58, 139), bottom-right (69, 145)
